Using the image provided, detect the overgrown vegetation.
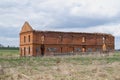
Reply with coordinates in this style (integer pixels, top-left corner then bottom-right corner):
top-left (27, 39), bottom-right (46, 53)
top-left (0, 47), bottom-right (19, 50)
top-left (0, 49), bottom-right (120, 80)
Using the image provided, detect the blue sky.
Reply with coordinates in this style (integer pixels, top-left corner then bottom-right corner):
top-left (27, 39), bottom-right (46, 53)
top-left (0, 0), bottom-right (120, 49)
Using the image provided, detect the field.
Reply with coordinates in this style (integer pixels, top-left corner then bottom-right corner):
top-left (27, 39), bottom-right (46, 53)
top-left (0, 49), bottom-right (120, 80)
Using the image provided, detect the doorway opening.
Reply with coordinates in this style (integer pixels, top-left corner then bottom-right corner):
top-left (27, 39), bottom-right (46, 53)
top-left (60, 47), bottom-right (62, 53)
top-left (82, 47), bottom-right (86, 52)
top-left (41, 44), bottom-right (45, 56)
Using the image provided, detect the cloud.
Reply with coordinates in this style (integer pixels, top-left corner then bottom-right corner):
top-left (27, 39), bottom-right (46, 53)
top-left (70, 0), bottom-right (120, 18)
top-left (0, 0), bottom-right (120, 49)
top-left (46, 22), bottom-right (120, 37)
top-left (0, 0), bottom-right (120, 28)
top-left (0, 27), bottom-right (19, 38)
top-left (27, 0), bottom-right (120, 30)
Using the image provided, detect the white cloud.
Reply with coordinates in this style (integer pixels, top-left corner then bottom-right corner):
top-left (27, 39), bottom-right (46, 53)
top-left (70, 0), bottom-right (120, 18)
top-left (0, 0), bottom-right (120, 49)
top-left (50, 22), bottom-right (120, 37)
top-left (87, 23), bottom-right (120, 37)
top-left (0, 0), bottom-right (120, 28)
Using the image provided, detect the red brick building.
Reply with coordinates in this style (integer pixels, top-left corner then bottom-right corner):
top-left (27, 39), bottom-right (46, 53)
top-left (20, 22), bottom-right (114, 56)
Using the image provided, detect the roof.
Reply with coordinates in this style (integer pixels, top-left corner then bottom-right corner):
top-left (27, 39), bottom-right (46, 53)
top-left (20, 21), bottom-right (33, 33)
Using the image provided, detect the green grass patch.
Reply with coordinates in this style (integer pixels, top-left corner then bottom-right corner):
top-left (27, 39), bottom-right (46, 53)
top-left (0, 49), bottom-right (120, 68)
top-left (0, 50), bottom-right (120, 80)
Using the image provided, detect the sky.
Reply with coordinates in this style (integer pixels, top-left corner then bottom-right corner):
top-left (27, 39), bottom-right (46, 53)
top-left (0, 0), bottom-right (120, 49)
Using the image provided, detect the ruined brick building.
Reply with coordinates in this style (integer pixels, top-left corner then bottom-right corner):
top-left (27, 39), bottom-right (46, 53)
top-left (20, 22), bottom-right (114, 56)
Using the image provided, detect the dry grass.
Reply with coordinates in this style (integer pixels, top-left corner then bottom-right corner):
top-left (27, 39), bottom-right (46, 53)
top-left (0, 50), bottom-right (120, 80)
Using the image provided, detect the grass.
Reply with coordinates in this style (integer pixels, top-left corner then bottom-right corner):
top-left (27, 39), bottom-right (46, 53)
top-left (0, 49), bottom-right (19, 58)
top-left (0, 49), bottom-right (120, 80)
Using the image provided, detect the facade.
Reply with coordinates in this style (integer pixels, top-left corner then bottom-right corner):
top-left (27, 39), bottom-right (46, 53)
top-left (20, 22), bottom-right (114, 56)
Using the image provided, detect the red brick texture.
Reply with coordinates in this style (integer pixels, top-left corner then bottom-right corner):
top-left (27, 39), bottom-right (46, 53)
top-left (20, 22), bottom-right (114, 56)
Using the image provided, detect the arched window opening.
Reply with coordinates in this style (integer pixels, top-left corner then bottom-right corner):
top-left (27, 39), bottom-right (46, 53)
top-left (103, 37), bottom-right (105, 43)
top-left (24, 36), bottom-right (26, 43)
top-left (28, 35), bottom-right (30, 42)
top-left (28, 46), bottom-right (30, 54)
top-left (24, 47), bottom-right (26, 56)
top-left (82, 37), bottom-right (86, 43)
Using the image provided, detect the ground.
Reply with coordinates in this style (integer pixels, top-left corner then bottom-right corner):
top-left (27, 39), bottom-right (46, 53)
top-left (0, 49), bottom-right (120, 80)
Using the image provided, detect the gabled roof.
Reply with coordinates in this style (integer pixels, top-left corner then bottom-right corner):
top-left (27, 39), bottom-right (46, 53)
top-left (20, 21), bottom-right (33, 33)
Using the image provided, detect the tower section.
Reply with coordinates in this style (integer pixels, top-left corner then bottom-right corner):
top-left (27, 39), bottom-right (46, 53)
top-left (19, 22), bottom-right (34, 56)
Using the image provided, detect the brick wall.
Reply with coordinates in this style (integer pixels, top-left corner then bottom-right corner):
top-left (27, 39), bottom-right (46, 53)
top-left (20, 22), bottom-right (115, 56)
